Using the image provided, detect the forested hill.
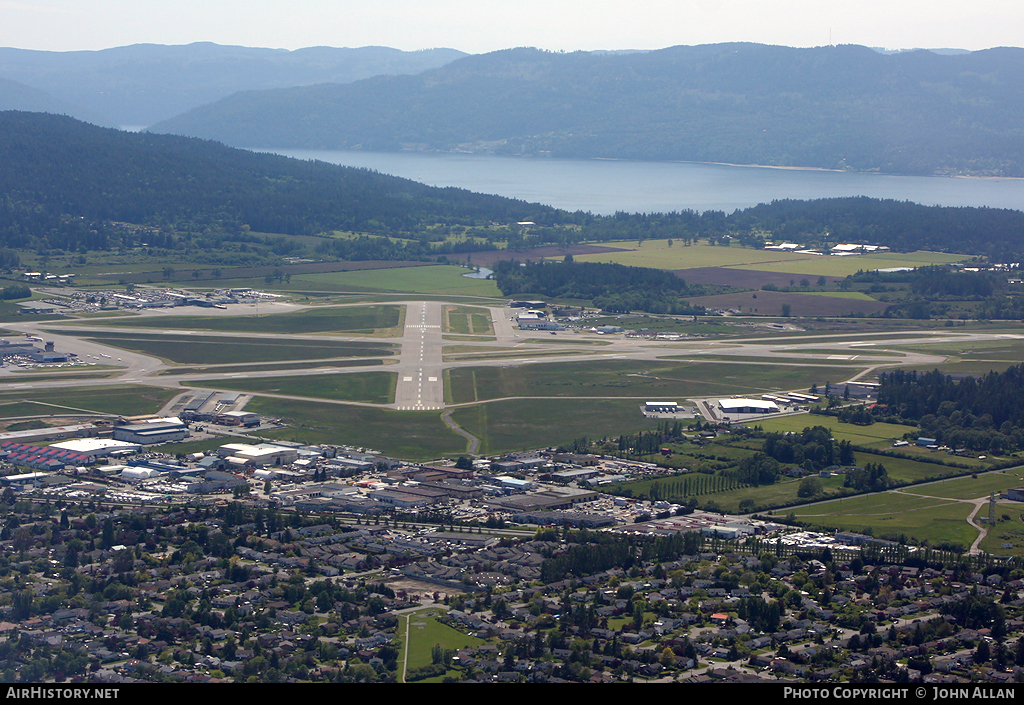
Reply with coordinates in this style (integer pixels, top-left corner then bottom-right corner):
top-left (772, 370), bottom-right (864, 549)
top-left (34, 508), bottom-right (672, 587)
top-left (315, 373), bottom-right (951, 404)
top-left (151, 43), bottom-right (1024, 177)
top-left (0, 43), bottom-right (466, 128)
top-left (0, 111), bottom-right (555, 240)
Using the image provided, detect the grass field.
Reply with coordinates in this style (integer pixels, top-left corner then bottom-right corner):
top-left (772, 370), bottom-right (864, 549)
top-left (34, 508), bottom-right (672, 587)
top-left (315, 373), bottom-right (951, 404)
top-left (161, 359), bottom-right (389, 376)
top-left (287, 265), bottom-right (502, 297)
top-left (978, 504), bottom-right (1024, 555)
top-left (789, 491), bottom-right (979, 548)
top-left (442, 305), bottom-right (495, 335)
top-left (58, 331), bottom-right (396, 365)
top-left (69, 304), bottom-right (405, 336)
top-left (187, 371), bottom-right (397, 404)
top-left (0, 386), bottom-right (178, 417)
top-left (752, 415), bottom-right (918, 448)
top-left (449, 398), bottom-right (680, 454)
top-left (903, 471), bottom-right (1024, 500)
top-left (246, 397), bottom-right (465, 459)
top-left (404, 611), bottom-right (484, 673)
top-left (445, 360), bottom-right (858, 405)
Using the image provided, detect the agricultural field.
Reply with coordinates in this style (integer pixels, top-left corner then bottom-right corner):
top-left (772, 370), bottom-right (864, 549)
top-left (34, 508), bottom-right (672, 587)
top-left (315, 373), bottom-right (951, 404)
top-left (574, 241), bottom-right (968, 278)
top-left (444, 360), bottom-right (857, 405)
top-left (685, 289), bottom-right (889, 317)
top-left (575, 242), bottom-right (824, 270)
top-left (74, 304), bottom-right (405, 336)
top-left (188, 371), bottom-right (397, 405)
top-left (442, 305), bottom-right (495, 336)
top-left (730, 250), bottom-right (968, 278)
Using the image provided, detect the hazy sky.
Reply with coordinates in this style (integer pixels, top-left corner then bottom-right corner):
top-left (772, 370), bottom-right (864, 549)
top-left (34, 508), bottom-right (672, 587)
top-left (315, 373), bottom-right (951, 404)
top-left (1, 0), bottom-right (1021, 53)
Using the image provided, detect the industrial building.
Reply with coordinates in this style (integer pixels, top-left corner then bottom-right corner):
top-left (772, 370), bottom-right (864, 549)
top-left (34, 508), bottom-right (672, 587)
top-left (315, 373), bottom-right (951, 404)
top-left (645, 401), bottom-right (679, 413)
top-left (112, 417), bottom-right (189, 445)
top-left (216, 443), bottom-right (299, 466)
top-left (49, 439), bottom-right (142, 458)
top-left (717, 398), bottom-right (779, 415)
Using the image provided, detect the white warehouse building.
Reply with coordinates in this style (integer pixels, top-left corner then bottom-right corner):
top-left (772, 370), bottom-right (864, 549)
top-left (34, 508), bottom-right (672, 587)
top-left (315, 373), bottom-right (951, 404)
top-left (717, 398), bottom-right (779, 414)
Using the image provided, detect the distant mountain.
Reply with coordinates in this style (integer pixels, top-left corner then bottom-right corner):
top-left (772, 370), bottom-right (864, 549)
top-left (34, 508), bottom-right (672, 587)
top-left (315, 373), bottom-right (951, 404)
top-left (0, 43), bottom-right (466, 127)
top-left (150, 43), bottom-right (1024, 176)
top-left (0, 77), bottom-right (108, 125)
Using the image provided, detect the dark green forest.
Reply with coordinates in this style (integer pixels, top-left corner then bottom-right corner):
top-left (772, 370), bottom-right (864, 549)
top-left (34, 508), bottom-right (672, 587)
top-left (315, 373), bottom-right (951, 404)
top-left (492, 259), bottom-right (711, 314)
top-left (5, 111), bottom-right (1024, 272)
top-left (875, 366), bottom-right (1024, 453)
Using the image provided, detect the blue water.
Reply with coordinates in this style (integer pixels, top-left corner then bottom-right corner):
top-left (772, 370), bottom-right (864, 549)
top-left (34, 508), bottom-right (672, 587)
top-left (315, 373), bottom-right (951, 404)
top-left (266, 148), bottom-right (1024, 216)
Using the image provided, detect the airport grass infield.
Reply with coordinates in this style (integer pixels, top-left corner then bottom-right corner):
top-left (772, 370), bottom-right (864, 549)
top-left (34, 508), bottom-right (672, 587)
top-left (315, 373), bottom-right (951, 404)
top-left (246, 398), bottom-right (465, 460)
top-left (288, 265), bottom-right (502, 298)
top-left (78, 304), bottom-right (405, 336)
top-left (442, 305), bottom-right (495, 336)
top-left (55, 331), bottom-right (396, 365)
top-left (186, 371), bottom-right (397, 405)
top-left (444, 360), bottom-right (857, 405)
